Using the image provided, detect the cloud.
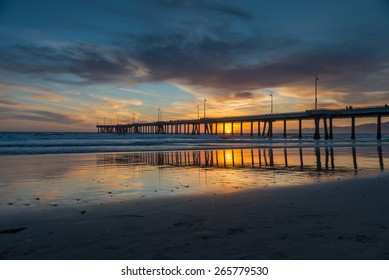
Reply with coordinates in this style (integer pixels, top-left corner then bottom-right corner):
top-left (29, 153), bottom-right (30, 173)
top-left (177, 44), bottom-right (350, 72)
top-left (120, 29), bottom-right (389, 96)
top-left (0, 43), bottom-right (141, 85)
top-left (119, 29), bottom-right (297, 83)
top-left (0, 107), bottom-right (85, 125)
top-left (234, 91), bottom-right (254, 99)
top-left (0, 94), bottom-right (20, 106)
top-left (1, 0), bottom-right (388, 107)
top-left (2, 29), bottom-right (388, 103)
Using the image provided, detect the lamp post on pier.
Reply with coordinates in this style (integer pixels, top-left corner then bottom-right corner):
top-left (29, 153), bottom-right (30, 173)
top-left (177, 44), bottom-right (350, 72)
top-left (315, 74), bottom-right (319, 110)
top-left (197, 105), bottom-right (199, 119)
top-left (270, 91), bottom-right (273, 115)
top-left (158, 108), bottom-right (161, 122)
top-left (203, 97), bottom-right (207, 119)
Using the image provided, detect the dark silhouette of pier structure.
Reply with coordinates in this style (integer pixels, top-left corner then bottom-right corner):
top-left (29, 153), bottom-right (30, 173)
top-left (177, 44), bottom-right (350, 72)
top-left (97, 106), bottom-right (389, 140)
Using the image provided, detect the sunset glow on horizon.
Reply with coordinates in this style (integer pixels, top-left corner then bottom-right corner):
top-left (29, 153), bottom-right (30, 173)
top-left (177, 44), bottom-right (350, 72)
top-left (1, 0), bottom-right (389, 132)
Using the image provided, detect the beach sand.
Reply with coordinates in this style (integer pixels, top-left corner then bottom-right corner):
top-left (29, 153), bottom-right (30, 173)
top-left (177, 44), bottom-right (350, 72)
top-left (1, 171), bottom-right (389, 260)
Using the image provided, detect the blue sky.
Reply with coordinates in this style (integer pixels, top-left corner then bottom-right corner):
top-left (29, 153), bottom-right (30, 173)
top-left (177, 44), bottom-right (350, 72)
top-left (0, 0), bottom-right (389, 131)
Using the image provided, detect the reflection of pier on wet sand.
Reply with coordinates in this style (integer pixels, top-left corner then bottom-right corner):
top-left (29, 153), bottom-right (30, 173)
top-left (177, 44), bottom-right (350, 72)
top-left (97, 146), bottom-right (385, 173)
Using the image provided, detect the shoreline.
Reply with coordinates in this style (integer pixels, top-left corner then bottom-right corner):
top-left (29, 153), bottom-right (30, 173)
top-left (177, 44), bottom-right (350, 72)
top-left (1, 171), bottom-right (389, 260)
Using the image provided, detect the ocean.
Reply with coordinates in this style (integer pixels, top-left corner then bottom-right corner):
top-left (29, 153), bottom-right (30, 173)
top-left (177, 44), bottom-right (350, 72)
top-left (0, 132), bottom-right (388, 155)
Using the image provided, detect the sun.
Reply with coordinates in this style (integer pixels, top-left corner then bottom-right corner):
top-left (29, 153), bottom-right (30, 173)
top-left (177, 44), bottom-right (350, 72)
top-left (223, 123), bottom-right (233, 135)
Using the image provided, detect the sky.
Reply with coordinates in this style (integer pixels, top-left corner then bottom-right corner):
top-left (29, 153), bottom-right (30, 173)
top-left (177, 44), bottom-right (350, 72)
top-left (0, 0), bottom-right (389, 132)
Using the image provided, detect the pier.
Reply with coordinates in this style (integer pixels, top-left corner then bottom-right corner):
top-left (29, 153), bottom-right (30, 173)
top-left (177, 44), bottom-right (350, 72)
top-left (97, 105), bottom-right (389, 140)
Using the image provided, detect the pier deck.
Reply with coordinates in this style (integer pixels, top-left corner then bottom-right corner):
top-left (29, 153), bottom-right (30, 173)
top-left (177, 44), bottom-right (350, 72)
top-left (97, 105), bottom-right (389, 140)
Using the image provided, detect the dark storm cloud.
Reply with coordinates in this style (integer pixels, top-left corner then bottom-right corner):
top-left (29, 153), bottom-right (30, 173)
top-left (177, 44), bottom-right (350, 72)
top-left (0, 43), bottom-right (140, 85)
top-left (206, 45), bottom-right (388, 91)
top-left (1, 0), bottom-right (389, 97)
top-left (118, 30), bottom-right (298, 84)
top-left (0, 28), bottom-right (294, 86)
top-left (120, 29), bottom-right (389, 94)
top-left (2, 28), bottom-right (389, 95)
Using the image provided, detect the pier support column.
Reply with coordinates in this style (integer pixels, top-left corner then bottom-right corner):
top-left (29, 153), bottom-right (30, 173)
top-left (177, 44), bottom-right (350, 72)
top-left (262, 121), bottom-right (267, 136)
top-left (231, 122), bottom-right (234, 136)
top-left (223, 122), bottom-right (225, 135)
top-left (257, 121), bottom-right (261, 137)
top-left (268, 121), bottom-right (273, 137)
top-left (323, 117), bottom-right (329, 140)
top-left (192, 124), bottom-right (200, 135)
top-left (298, 119), bottom-right (302, 139)
top-left (250, 121), bottom-right (253, 136)
top-left (377, 115), bottom-right (382, 140)
top-left (283, 119), bottom-right (287, 138)
top-left (329, 117), bottom-right (333, 139)
top-left (313, 118), bottom-right (321, 140)
top-left (215, 123), bottom-right (218, 135)
top-left (351, 116), bottom-right (356, 140)
top-left (240, 122), bottom-right (243, 136)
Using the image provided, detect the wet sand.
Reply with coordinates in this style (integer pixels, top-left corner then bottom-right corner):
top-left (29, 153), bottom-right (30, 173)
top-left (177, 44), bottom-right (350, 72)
top-left (1, 172), bottom-right (389, 260)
